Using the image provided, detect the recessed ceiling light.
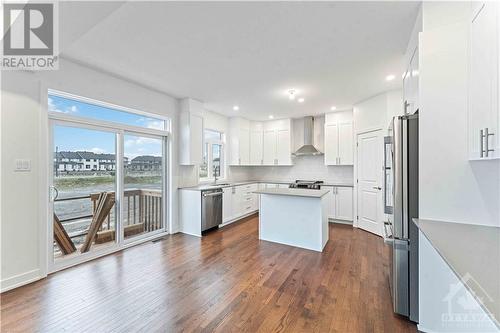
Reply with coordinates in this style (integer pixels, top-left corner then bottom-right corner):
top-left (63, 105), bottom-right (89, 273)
top-left (386, 74), bottom-right (396, 81)
top-left (330, 106), bottom-right (337, 111)
top-left (298, 98), bottom-right (305, 103)
top-left (233, 105), bottom-right (239, 111)
top-left (268, 115), bottom-right (274, 119)
top-left (287, 89), bottom-right (296, 100)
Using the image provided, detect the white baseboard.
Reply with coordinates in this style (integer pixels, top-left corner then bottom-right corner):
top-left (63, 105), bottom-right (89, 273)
top-left (220, 210), bottom-right (258, 228)
top-left (1, 268), bottom-right (44, 293)
top-left (328, 218), bottom-right (353, 225)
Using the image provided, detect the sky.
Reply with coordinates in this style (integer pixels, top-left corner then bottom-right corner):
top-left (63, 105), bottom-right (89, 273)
top-left (50, 94), bottom-right (164, 159)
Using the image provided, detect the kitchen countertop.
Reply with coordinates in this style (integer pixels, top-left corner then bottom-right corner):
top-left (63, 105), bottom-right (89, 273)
top-left (413, 218), bottom-right (500, 327)
top-left (254, 188), bottom-right (330, 198)
top-left (178, 180), bottom-right (353, 191)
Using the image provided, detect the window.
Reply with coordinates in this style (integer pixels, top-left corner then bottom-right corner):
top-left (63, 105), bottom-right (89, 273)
top-left (49, 91), bottom-right (169, 268)
top-left (199, 129), bottom-right (224, 181)
top-left (48, 91), bottom-right (167, 130)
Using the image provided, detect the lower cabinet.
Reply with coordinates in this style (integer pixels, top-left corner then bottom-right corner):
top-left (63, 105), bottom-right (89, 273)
top-left (222, 187), bottom-right (233, 222)
top-left (222, 183), bottom-right (259, 224)
top-left (326, 186), bottom-right (353, 222)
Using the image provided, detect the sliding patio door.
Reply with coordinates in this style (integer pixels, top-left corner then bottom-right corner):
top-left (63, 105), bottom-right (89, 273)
top-left (49, 123), bottom-right (168, 270)
top-left (51, 124), bottom-right (119, 261)
top-left (122, 133), bottom-right (165, 240)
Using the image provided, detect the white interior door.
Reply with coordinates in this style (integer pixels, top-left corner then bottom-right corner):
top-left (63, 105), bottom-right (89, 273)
top-left (357, 130), bottom-right (384, 236)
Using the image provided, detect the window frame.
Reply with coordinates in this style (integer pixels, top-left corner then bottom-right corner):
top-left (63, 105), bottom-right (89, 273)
top-left (47, 89), bottom-right (171, 273)
top-left (199, 129), bottom-right (225, 182)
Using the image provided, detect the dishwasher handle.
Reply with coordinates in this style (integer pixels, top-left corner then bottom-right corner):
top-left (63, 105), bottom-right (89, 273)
top-left (202, 192), bottom-right (222, 197)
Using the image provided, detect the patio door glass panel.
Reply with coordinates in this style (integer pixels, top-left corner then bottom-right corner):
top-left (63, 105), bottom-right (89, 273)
top-left (123, 134), bottom-right (164, 240)
top-left (52, 125), bottom-right (117, 260)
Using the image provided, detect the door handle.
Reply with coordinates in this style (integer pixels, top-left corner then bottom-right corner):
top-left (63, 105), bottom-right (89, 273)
top-left (373, 186), bottom-right (382, 190)
top-left (203, 192), bottom-right (222, 197)
top-left (49, 186), bottom-right (59, 201)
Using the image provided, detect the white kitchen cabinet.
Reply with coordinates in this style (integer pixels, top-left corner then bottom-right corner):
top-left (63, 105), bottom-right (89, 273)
top-left (324, 112), bottom-right (353, 166)
top-left (229, 118), bottom-right (250, 165)
top-left (468, 1), bottom-right (499, 160)
top-left (324, 123), bottom-right (339, 165)
top-left (179, 99), bottom-right (203, 165)
top-left (403, 47), bottom-right (419, 116)
top-left (250, 123), bottom-right (264, 165)
top-left (335, 187), bottom-right (353, 221)
top-left (276, 129), bottom-right (292, 165)
top-left (222, 183), bottom-right (259, 225)
top-left (326, 186), bottom-right (353, 222)
top-left (262, 120), bottom-right (293, 165)
top-left (338, 122), bottom-right (353, 165)
top-left (263, 129), bottom-right (277, 165)
top-left (229, 118), bottom-right (292, 166)
top-left (222, 187), bottom-right (233, 223)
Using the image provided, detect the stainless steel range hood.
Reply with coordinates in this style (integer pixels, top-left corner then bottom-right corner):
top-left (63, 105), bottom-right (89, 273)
top-left (293, 116), bottom-right (323, 156)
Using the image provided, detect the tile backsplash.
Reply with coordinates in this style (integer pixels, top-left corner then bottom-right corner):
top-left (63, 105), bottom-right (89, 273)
top-left (245, 155), bottom-right (353, 183)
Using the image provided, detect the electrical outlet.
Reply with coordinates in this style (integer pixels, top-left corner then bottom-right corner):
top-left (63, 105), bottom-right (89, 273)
top-left (15, 159), bottom-right (31, 172)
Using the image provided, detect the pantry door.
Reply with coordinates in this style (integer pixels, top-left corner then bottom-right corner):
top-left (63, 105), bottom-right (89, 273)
top-left (357, 130), bottom-right (384, 236)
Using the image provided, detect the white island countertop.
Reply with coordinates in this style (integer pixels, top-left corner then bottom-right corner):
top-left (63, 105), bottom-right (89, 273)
top-left (254, 188), bottom-right (330, 198)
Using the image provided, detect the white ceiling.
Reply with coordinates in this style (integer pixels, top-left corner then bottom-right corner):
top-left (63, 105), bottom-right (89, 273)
top-left (60, 1), bottom-right (420, 121)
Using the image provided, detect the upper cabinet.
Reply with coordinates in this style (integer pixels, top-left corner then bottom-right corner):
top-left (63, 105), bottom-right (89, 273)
top-left (179, 98), bottom-right (203, 165)
top-left (250, 122), bottom-right (264, 165)
top-left (263, 119), bottom-right (293, 166)
top-left (469, 1), bottom-right (499, 160)
top-left (324, 111), bottom-right (353, 166)
top-left (229, 118), bottom-right (250, 165)
top-left (403, 47), bottom-right (419, 115)
top-left (229, 117), bottom-right (293, 166)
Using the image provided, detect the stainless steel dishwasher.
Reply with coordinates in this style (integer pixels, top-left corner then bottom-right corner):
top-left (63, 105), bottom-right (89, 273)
top-left (201, 188), bottom-right (223, 232)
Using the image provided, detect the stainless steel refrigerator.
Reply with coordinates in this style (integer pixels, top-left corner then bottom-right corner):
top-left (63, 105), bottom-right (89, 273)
top-left (383, 114), bottom-right (419, 322)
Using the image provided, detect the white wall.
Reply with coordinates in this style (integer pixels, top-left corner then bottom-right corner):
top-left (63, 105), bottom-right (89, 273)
top-left (1, 58), bottom-right (179, 291)
top-left (419, 2), bottom-right (500, 227)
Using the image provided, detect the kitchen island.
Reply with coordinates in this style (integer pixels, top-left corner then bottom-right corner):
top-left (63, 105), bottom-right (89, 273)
top-left (254, 187), bottom-right (330, 252)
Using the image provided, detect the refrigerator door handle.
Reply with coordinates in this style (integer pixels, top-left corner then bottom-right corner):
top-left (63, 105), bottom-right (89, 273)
top-left (384, 136), bottom-right (393, 214)
top-left (402, 119), bottom-right (409, 239)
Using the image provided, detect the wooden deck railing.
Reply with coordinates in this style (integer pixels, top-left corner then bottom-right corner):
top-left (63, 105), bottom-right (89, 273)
top-left (56, 188), bottom-right (163, 240)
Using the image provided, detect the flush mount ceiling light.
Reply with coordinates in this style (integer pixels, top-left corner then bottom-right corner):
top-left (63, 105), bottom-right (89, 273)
top-left (298, 98), bottom-right (305, 103)
top-left (330, 106), bottom-right (337, 111)
top-left (268, 115), bottom-right (274, 119)
top-left (233, 105), bottom-right (239, 111)
top-left (386, 74), bottom-right (396, 81)
top-left (287, 89), bottom-right (296, 100)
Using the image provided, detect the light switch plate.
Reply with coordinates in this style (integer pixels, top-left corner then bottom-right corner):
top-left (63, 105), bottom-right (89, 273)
top-left (15, 159), bottom-right (31, 172)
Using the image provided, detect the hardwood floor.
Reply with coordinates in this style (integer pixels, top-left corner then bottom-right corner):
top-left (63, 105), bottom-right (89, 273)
top-left (1, 215), bottom-right (417, 333)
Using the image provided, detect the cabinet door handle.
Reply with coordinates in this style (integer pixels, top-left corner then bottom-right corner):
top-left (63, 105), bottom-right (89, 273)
top-left (239, 158), bottom-right (241, 165)
top-left (485, 128), bottom-right (495, 157)
top-left (480, 129), bottom-right (484, 158)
